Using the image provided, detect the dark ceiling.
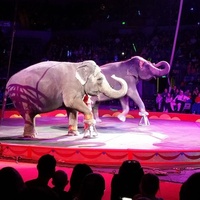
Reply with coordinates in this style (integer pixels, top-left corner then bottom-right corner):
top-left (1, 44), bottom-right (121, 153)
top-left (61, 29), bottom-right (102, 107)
top-left (0, 0), bottom-right (200, 30)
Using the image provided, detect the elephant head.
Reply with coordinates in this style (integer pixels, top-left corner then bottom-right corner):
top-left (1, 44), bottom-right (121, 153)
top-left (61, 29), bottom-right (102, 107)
top-left (127, 56), bottom-right (170, 80)
top-left (75, 60), bottom-right (128, 98)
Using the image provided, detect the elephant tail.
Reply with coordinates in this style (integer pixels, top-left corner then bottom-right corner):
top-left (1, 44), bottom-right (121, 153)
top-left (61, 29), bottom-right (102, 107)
top-left (0, 88), bottom-right (8, 125)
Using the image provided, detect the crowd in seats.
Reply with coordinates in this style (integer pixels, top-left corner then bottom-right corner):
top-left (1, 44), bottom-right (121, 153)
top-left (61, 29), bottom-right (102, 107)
top-left (155, 85), bottom-right (200, 114)
top-left (0, 24), bottom-right (200, 114)
top-left (0, 153), bottom-right (200, 200)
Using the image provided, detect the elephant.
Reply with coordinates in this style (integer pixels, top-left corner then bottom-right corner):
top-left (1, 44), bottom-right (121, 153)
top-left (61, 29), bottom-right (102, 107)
top-left (90, 56), bottom-right (171, 124)
top-left (1, 60), bottom-right (128, 138)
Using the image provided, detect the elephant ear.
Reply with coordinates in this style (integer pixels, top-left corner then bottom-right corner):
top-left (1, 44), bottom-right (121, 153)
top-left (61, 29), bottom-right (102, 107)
top-left (75, 61), bottom-right (101, 85)
top-left (126, 57), bottom-right (143, 79)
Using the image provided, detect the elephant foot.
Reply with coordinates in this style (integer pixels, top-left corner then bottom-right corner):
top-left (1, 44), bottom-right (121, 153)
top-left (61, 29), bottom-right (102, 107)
top-left (117, 114), bottom-right (126, 122)
top-left (23, 133), bottom-right (36, 138)
top-left (23, 127), bottom-right (37, 138)
top-left (67, 130), bottom-right (80, 136)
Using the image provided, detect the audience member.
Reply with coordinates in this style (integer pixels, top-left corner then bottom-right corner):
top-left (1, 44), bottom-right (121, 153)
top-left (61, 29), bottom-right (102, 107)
top-left (155, 93), bottom-right (163, 111)
top-left (25, 154), bottom-right (58, 198)
top-left (68, 163), bottom-right (93, 200)
top-left (133, 173), bottom-right (163, 200)
top-left (161, 88), bottom-right (168, 110)
top-left (171, 87), bottom-right (180, 99)
top-left (191, 86), bottom-right (199, 103)
top-left (25, 154), bottom-right (57, 188)
top-left (171, 90), bottom-right (190, 112)
top-left (52, 169), bottom-right (71, 200)
top-left (191, 92), bottom-right (200, 114)
top-left (77, 172), bottom-right (105, 200)
top-left (163, 92), bottom-right (173, 112)
top-left (170, 85), bottom-right (178, 98)
top-left (111, 160), bottom-right (144, 200)
top-left (184, 89), bottom-right (191, 99)
top-left (179, 172), bottom-right (200, 200)
top-left (0, 166), bottom-right (26, 199)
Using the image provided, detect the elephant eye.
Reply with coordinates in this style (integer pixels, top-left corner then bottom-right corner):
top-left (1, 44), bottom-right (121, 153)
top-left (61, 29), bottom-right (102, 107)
top-left (97, 77), bottom-right (103, 84)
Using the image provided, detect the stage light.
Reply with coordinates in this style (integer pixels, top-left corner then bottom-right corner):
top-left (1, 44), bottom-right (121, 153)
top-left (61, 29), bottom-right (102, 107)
top-left (132, 43), bottom-right (137, 52)
top-left (122, 21), bottom-right (126, 25)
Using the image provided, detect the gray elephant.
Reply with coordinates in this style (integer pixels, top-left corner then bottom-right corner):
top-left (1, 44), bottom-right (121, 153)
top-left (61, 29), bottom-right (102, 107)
top-left (1, 60), bottom-right (128, 138)
top-left (90, 56), bottom-right (171, 124)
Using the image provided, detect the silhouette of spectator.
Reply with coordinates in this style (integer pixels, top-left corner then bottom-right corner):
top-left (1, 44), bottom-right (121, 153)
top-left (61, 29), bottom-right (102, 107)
top-left (19, 187), bottom-right (59, 200)
top-left (25, 154), bottom-right (58, 198)
top-left (25, 154), bottom-right (56, 188)
top-left (133, 173), bottom-right (163, 200)
top-left (179, 172), bottom-right (200, 200)
top-left (0, 166), bottom-right (26, 199)
top-left (52, 169), bottom-right (71, 200)
top-left (111, 160), bottom-right (144, 200)
top-left (77, 172), bottom-right (105, 200)
top-left (68, 163), bottom-right (93, 200)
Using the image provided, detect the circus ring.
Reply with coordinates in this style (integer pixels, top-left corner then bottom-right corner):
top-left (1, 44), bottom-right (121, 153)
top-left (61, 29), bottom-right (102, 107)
top-left (0, 108), bottom-right (200, 169)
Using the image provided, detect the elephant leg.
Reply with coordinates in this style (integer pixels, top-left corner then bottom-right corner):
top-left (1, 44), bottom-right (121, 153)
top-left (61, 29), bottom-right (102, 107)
top-left (118, 96), bottom-right (129, 122)
top-left (64, 98), bottom-right (98, 138)
top-left (128, 86), bottom-right (148, 115)
top-left (92, 102), bottom-right (101, 123)
top-left (127, 86), bottom-right (149, 126)
top-left (23, 112), bottom-right (37, 138)
top-left (8, 98), bottom-right (37, 137)
top-left (66, 108), bottom-right (79, 136)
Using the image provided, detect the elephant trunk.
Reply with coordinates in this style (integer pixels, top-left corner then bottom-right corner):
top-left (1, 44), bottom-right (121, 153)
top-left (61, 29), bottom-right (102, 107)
top-left (100, 74), bottom-right (128, 99)
top-left (150, 61), bottom-right (170, 76)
